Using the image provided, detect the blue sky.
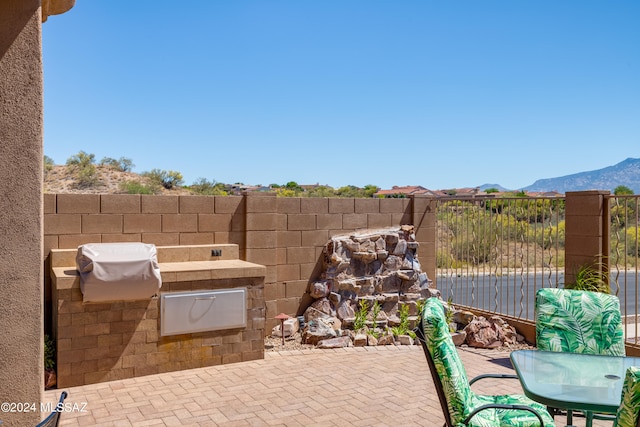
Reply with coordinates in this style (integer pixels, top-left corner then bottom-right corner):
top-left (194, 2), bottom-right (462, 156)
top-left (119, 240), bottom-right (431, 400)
top-left (42, 1), bottom-right (639, 190)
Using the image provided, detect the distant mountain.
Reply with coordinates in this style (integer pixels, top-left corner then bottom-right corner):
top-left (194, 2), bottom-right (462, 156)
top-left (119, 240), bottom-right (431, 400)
top-left (522, 158), bottom-right (640, 194)
top-left (479, 183), bottom-right (510, 192)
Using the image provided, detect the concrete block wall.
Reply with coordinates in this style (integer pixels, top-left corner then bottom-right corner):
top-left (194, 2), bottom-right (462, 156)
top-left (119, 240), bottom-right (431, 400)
top-left (54, 277), bottom-right (264, 388)
top-left (44, 191), bottom-right (610, 343)
top-left (50, 244), bottom-right (266, 387)
top-left (564, 190), bottom-right (610, 285)
top-left (43, 193), bottom-right (430, 337)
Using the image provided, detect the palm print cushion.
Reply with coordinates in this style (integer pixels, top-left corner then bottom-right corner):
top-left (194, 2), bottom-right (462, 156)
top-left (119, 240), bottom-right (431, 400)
top-left (615, 366), bottom-right (640, 427)
top-left (421, 298), bottom-right (554, 426)
top-left (535, 288), bottom-right (624, 356)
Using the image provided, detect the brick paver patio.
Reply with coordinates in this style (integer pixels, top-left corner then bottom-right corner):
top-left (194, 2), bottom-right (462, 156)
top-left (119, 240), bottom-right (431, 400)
top-left (42, 345), bottom-right (610, 426)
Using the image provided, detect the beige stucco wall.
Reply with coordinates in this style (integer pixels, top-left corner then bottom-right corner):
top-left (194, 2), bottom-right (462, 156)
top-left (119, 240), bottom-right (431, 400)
top-left (0, 1), bottom-right (45, 425)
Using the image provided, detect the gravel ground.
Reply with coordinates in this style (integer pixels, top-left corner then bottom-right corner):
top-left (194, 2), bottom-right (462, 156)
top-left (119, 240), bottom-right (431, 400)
top-left (264, 333), bottom-right (315, 352)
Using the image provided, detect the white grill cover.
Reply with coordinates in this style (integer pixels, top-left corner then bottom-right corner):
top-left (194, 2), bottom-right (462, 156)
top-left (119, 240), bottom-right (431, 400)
top-left (77, 243), bottom-right (162, 303)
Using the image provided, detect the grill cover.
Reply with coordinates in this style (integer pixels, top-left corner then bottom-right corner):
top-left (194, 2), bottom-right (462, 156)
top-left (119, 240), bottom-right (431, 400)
top-left (77, 243), bottom-right (162, 303)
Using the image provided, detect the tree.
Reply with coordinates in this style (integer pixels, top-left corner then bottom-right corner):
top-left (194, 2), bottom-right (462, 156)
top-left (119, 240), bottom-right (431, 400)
top-left (66, 151), bottom-right (98, 187)
top-left (100, 156), bottom-right (134, 172)
top-left (306, 185), bottom-right (335, 197)
top-left (363, 185), bottom-right (380, 198)
top-left (336, 185), bottom-right (364, 198)
top-left (614, 185), bottom-right (634, 195)
top-left (190, 178), bottom-right (227, 195)
top-left (142, 169), bottom-right (184, 190)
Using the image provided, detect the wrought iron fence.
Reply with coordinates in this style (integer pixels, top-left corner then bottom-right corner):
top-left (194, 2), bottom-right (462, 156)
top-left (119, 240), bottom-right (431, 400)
top-left (435, 196), bottom-right (565, 321)
top-left (435, 193), bottom-right (640, 348)
top-left (609, 194), bottom-right (640, 345)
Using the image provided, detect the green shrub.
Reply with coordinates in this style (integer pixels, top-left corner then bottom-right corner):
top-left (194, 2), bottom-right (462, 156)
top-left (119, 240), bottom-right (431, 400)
top-left (44, 334), bottom-right (55, 370)
top-left (44, 155), bottom-right (55, 173)
top-left (275, 188), bottom-right (298, 197)
top-left (626, 226), bottom-right (639, 257)
top-left (533, 220), bottom-right (565, 249)
top-left (142, 169), bottom-right (184, 190)
top-left (305, 185), bottom-right (336, 198)
top-left (119, 180), bottom-right (159, 194)
top-left (190, 178), bottom-right (227, 195)
top-left (100, 156), bottom-right (134, 172)
top-left (564, 261), bottom-right (610, 294)
top-left (66, 151), bottom-right (98, 187)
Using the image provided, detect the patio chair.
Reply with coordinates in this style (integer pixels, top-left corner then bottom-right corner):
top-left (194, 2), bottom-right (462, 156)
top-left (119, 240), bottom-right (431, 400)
top-left (535, 288), bottom-right (625, 425)
top-left (535, 288), bottom-right (625, 356)
top-left (414, 297), bottom-right (555, 427)
top-left (36, 391), bottom-right (67, 427)
top-left (614, 366), bottom-right (640, 427)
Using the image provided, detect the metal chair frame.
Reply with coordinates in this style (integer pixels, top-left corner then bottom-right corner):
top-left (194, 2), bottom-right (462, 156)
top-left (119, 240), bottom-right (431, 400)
top-left (414, 318), bottom-right (546, 427)
top-left (36, 391), bottom-right (67, 427)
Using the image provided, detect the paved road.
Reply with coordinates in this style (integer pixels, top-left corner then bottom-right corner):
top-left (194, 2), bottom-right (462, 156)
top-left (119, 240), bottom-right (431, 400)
top-left (436, 271), bottom-right (639, 321)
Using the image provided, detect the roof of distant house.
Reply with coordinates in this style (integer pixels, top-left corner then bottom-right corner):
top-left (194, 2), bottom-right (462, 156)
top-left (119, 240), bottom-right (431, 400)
top-left (374, 185), bottom-right (438, 197)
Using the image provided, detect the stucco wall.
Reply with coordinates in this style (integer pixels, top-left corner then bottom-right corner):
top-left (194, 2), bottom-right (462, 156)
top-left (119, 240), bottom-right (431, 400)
top-left (0, 1), bottom-right (44, 425)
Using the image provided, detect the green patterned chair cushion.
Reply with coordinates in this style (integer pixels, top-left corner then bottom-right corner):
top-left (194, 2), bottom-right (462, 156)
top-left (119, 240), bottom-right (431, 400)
top-left (535, 288), bottom-right (624, 356)
top-left (422, 298), bottom-right (473, 424)
top-left (615, 366), bottom-right (640, 427)
top-left (470, 394), bottom-right (555, 427)
top-left (422, 298), bottom-right (555, 427)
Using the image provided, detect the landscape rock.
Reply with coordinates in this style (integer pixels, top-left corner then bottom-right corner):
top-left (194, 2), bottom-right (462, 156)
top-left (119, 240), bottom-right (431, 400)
top-left (451, 331), bottom-right (467, 346)
top-left (453, 310), bottom-right (475, 327)
top-left (310, 281), bottom-right (331, 299)
top-left (302, 318), bottom-right (337, 345)
top-left (464, 316), bottom-right (502, 348)
top-left (296, 227), bottom-right (524, 350)
top-left (377, 334), bottom-right (395, 346)
top-left (353, 334), bottom-right (368, 347)
top-left (367, 334), bottom-right (378, 346)
top-left (397, 335), bottom-right (414, 346)
top-left (317, 336), bottom-right (352, 349)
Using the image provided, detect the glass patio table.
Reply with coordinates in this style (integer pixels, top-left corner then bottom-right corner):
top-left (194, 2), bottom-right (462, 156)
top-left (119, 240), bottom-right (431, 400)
top-left (510, 349), bottom-right (640, 427)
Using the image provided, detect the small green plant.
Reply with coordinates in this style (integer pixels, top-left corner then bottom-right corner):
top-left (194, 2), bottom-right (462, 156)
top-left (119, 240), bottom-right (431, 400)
top-left (416, 299), bottom-right (425, 317)
top-left (370, 300), bottom-right (381, 325)
top-left (565, 260), bottom-right (611, 294)
top-left (444, 298), bottom-right (457, 333)
top-left (353, 300), bottom-right (368, 332)
top-left (391, 304), bottom-right (415, 339)
top-left (44, 334), bottom-right (55, 370)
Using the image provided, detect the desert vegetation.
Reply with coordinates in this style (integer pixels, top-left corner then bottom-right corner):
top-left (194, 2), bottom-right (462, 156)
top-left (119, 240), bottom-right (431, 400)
top-left (437, 197), bottom-right (567, 270)
top-left (437, 194), bottom-right (639, 271)
top-left (44, 151), bottom-right (382, 197)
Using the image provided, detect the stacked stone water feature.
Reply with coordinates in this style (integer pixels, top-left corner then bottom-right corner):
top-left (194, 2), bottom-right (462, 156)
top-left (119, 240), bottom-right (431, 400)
top-left (300, 225), bottom-right (434, 347)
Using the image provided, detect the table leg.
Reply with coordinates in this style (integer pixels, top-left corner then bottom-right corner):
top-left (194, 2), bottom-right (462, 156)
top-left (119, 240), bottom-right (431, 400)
top-left (585, 411), bottom-right (594, 427)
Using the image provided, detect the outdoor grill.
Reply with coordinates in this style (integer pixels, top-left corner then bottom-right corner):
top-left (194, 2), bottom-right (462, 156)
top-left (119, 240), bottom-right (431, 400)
top-left (76, 242), bottom-right (162, 303)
